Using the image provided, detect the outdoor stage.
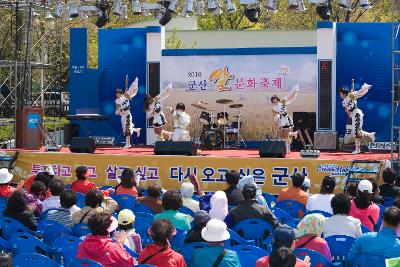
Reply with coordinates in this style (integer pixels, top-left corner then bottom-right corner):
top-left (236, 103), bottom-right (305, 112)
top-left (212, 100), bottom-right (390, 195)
top-left (5, 147), bottom-right (390, 195)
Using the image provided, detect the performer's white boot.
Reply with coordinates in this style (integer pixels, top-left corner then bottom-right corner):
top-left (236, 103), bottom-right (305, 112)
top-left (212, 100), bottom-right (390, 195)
top-left (352, 139), bottom-right (361, 154)
top-left (124, 136), bottom-right (131, 149)
top-left (289, 131), bottom-right (298, 139)
top-left (134, 128), bottom-right (141, 138)
top-left (286, 142), bottom-right (291, 154)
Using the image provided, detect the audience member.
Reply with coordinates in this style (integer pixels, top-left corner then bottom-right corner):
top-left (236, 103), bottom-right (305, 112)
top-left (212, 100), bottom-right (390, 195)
top-left (42, 179), bottom-right (66, 212)
top-left (3, 191), bottom-right (37, 230)
top-left (76, 211), bottom-right (135, 267)
top-left (301, 177), bottom-right (310, 194)
top-left (209, 191), bottom-right (229, 221)
top-left (306, 176), bottom-right (336, 214)
top-left (323, 193), bottom-right (362, 238)
top-left (114, 209), bottom-right (142, 253)
top-left (190, 219), bottom-right (241, 267)
top-left (0, 168), bottom-right (23, 198)
top-left (393, 197), bottom-right (400, 237)
top-left (347, 207), bottom-right (400, 264)
top-left (225, 184), bottom-right (279, 229)
top-left (47, 190), bottom-right (77, 230)
top-left (0, 253), bottom-right (12, 267)
top-left (278, 173), bottom-right (309, 206)
top-left (185, 210), bottom-right (211, 244)
top-left (72, 188), bottom-right (118, 225)
top-left (31, 172), bottom-right (52, 198)
top-left (346, 183), bottom-right (358, 200)
top-left (379, 168), bottom-right (400, 199)
top-left (269, 247), bottom-right (297, 267)
top-left (237, 175), bottom-right (267, 206)
top-left (295, 214), bottom-right (332, 262)
top-left (136, 183), bottom-right (164, 214)
top-left (24, 164), bottom-right (55, 193)
top-left (181, 182), bottom-right (200, 213)
top-left (25, 181), bottom-right (46, 216)
top-left (70, 166), bottom-right (98, 195)
top-left (349, 180), bottom-right (380, 232)
top-left (154, 190), bottom-right (191, 231)
top-left (256, 225), bottom-right (310, 267)
top-left (369, 179), bottom-right (384, 205)
top-left (138, 219), bottom-right (186, 267)
top-left (223, 170), bottom-right (244, 206)
top-left (114, 168), bottom-right (138, 197)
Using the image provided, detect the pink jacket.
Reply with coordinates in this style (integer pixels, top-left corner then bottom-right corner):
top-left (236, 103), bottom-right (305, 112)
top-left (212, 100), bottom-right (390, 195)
top-left (349, 200), bottom-right (380, 232)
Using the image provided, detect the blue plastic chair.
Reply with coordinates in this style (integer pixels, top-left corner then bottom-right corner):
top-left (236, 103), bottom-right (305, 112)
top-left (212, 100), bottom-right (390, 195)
top-left (225, 228), bottom-right (256, 249)
top-left (271, 207), bottom-right (297, 228)
top-left (233, 218), bottom-right (275, 248)
top-left (294, 248), bottom-right (338, 267)
top-left (112, 194), bottom-right (136, 210)
top-left (262, 193), bottom-right (278, 207)
top-left (132, 202), bottom-right (155, 214)
top-left (72, 223), bottom-right (91, 237)
top-left (134, 212), bottom-right (154, 246)
top-left (377, 204), bottom-right (385, 218)
top-left (39, 208), bottom-right (63, 221)
top-left (361, 224), bottom-right (371, 233)
top-left (38, 219), bottom-right (72, 246)
top-left (181, 242), bottom-right (208, 263)
top-left (136, 265), bottom-right (157, 267)
top-left (68, 258), bottom-right (103, 267)
top-left (13, 253), bottom-right (60, 267)
top-left (232, 245), bottom-right (269, 267)
top-left (53, 235), bottom-right (82, 266)
top-left (325, 235), bottom-right (356, 264)
top-left (99, 185), bottom-right (113, 190)
top-left (0, 236), bottom-right (11, 252)
top-left (228, 205), bottom-right (236, 211)
top-left (275, 200), bottom-right (306, 220)
top-left (76, 193), bottom-right (86, 208)
top-left (171, 227), bottom-right (186, 251)
top-left (179, 206), bottom-right (195, 218)
top-left (305, 210), bottom-right (333, 218)
top-left (192, 194), bottom-right (200, 201)
top-left (10, 232), bottom-right (57, 257)
top-left (0, 216), bottom-right (38, 240)
top-left (352, 253), bottom-right (387, 267)
top-left (383, 196), bottom-right (395, 207)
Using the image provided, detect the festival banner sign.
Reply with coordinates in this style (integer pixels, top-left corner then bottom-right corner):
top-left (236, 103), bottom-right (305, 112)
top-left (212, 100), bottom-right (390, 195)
top-left (161, 53), bottom-right (317, 140)
top-left (9, 151), bottom-right (353, 194)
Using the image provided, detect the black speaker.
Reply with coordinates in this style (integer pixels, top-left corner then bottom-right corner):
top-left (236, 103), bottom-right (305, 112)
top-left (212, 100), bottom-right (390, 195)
top-left (64, 123), bottom-right (80, 145)
top-left (259, 140), bottom-right (286, 158)
top-left (154, 141), bottom-right (197, 156)
top-left (69, 137), bottom-right (96, 153)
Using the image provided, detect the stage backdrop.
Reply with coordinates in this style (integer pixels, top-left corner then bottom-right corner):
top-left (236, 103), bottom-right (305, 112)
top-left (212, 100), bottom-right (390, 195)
top-left (160, 48), bottom-right (317, 141)
top-left (7, 151), bottom-right (364, 195)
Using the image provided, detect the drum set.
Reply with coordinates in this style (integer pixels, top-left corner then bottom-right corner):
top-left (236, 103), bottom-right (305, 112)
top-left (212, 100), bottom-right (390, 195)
top-left (191, 99), bottom-right (246, 149)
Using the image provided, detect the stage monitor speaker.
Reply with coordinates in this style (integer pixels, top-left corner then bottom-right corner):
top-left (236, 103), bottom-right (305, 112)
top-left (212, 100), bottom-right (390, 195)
top-left (64, 123), bottom-right (79, 145)
top-left (69, 137), bottom-right (96, 153)
top-left (259, 140), bottom-right (286, 158)
top-left (314, 131), bottom-right (337, 150)
top-left (154, 141), bottom-right (197, 156)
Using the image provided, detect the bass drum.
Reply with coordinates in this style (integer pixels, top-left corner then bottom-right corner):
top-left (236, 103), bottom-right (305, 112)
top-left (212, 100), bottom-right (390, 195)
top-left (201, 129), bottom-right (223, 149)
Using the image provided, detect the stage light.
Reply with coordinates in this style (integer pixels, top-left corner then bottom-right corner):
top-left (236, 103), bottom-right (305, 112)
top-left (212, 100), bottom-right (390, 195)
top-left (62, 5), bottom-right (70, 20)
top-left (159, 8), bottom-right (173, 25)
top-left (338, 0), bottom-right (351, 8)
top-left (316, 4), bottom-right (330, 20)
top-left (168, 0), bottom-right (178, 12)
top-left (244, 5), bottom-right (260, 23)
top-left (288, 0), bottom-right (298, 9)
top-left (132, 0), bottom-right (142, 14)
top-left (196, 0), bottom-right (205, 15)
top-left (69, 2), bottom-right (79, 18)
top-left (359, 0), bottom-right (371, 10)
top-left (120, 3), bottom-right (128, 18)
top-left (207, 0), bottom-right (217, 11)
top-left (54, 1), bottom-right (63, 18)
top-left (295, 0), bottom-right (306, 11)
top-left (114, 0), bottom-right (122, 15)
top-left (266, 0), bottom-right (277, 11)
top-left (186, 0), bottom-right (195, 13)
top-left (78, 10), bottom-right (88, 19)
top-left (226, 0), bottom-right (236, 13)
top-left (214, 2), bottom-right (222, 14)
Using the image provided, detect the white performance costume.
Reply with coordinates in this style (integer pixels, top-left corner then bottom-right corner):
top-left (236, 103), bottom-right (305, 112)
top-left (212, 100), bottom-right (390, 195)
top-left (342, 83), bottom-right (375, 154)
top-left (115, 77), bottom-right (141, 148)
top-left (171, 111), bottom-right (191, 141)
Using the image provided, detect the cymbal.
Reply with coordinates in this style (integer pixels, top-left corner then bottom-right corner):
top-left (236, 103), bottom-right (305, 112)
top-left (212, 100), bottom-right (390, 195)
top-left (229, 104), bottom-right (243, 109)
top-left (191, 103), bottom-right (208, 110)
top-left (216, 99), bottom-right (234, 104)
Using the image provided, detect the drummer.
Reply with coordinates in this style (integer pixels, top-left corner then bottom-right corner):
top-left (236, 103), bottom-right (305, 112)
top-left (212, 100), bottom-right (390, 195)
top-left (170, 103), bottom-right (191, 141)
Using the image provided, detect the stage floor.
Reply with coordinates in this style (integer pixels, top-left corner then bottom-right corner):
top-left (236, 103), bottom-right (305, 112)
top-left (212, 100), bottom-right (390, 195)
top-left (6, 146), bottom-right (392, 161)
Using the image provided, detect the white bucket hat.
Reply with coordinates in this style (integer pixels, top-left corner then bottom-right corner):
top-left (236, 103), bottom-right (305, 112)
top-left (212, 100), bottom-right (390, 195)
top-left (201, 219), bottom-right (230, 242)
top-left (0, 168), bottom-right (13, 184)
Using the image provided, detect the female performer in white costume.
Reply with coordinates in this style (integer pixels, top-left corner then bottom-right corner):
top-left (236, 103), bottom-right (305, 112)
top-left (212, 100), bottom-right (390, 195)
top-left (270, 85), bottom-right (299, 153)
top-left (115, 77), bottom-right (141, 149)
top-left (170, 102), bottom-right (191, 141)
top-left (339, 83), bottom-right (375, 154)
top-left (144, 83), bottom-right (173, 141)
